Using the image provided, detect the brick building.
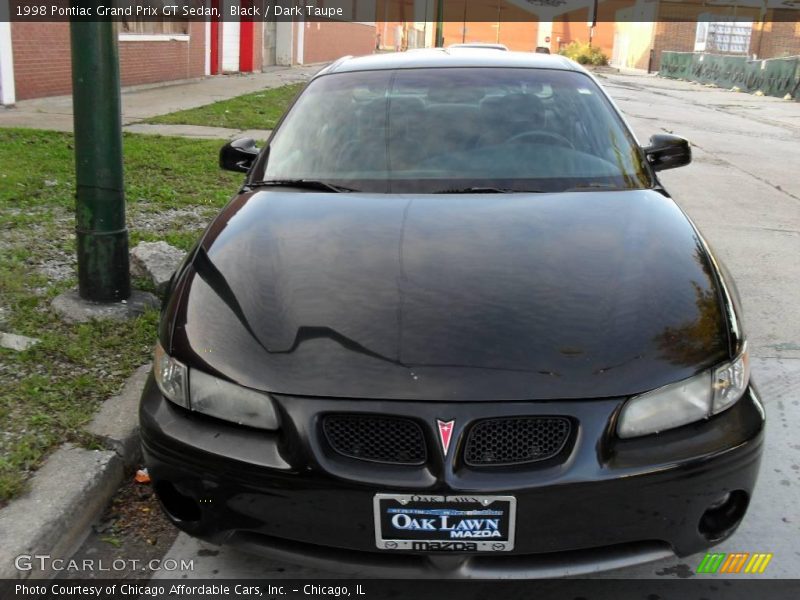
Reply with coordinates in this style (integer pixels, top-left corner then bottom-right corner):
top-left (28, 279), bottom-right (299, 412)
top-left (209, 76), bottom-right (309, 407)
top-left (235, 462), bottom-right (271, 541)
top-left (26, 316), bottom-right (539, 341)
top-left (280, 20), bottom-right (376, 65)
top-left (0, 3), bottom-right (376, 106)
top-left (378, 21), bottom-right (540, 52)
top-left (646, 4), bottom-right (800, 71)
top-left (550, 0), bottom-right (800, 72)
top-left (379, 1), bottom-right (800, 74)
top-left (2, 1), bottom-right (797, 106)
top-left (4, 20), bottom-right (210, 103)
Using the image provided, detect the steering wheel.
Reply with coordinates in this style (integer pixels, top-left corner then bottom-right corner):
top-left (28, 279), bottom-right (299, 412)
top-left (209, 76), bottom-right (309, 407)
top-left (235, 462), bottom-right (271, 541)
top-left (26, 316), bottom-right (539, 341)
top-left (505, 130), bottom-right (575, 149)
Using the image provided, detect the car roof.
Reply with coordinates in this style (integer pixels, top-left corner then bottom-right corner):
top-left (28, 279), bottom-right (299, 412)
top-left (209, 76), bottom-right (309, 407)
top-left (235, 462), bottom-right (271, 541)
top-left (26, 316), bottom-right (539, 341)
top-left (448, 43), bottom-right (509, 50)
top-left (317, 48), bottom-right (583, 77)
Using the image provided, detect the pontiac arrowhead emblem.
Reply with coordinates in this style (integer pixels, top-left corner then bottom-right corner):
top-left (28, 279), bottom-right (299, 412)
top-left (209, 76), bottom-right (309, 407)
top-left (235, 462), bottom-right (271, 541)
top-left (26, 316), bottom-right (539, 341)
top-left (436, 419), bottom-right (455, 456)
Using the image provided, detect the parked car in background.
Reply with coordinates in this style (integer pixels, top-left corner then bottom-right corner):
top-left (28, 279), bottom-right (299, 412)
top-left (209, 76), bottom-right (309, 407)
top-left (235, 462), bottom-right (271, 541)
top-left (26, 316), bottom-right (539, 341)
top-left (141, 49), bottom-right (763, 578)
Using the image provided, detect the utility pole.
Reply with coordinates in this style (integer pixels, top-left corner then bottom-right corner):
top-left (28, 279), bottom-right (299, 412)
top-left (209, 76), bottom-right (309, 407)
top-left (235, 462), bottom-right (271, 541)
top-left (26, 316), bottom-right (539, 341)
top-left (70, 19), bottom-right (130, 302)
top-left (462, 0), bottom-right (468, 43)
top-left (435, 0), bottom-right (444, 47)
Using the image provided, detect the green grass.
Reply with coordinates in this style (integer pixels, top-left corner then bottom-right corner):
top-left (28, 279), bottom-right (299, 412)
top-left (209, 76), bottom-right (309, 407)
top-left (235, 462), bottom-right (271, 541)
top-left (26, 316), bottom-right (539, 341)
top-left (146, 82), bottom-right (305, 131)
top-left (0, 129), bottom-right (241, 504)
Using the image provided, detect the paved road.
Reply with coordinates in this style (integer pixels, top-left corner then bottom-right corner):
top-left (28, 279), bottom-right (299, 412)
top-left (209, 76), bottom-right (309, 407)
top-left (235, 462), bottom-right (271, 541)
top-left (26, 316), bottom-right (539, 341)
top-left (149, 73), bottom-right (800, 581)
top-left (592, 72), bottom-right (800, 579)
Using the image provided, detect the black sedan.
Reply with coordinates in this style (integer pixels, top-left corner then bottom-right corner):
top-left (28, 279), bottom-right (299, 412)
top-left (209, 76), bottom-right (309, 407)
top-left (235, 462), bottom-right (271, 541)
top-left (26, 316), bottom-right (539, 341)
top-left (140, 49), bottom-right (764, 577)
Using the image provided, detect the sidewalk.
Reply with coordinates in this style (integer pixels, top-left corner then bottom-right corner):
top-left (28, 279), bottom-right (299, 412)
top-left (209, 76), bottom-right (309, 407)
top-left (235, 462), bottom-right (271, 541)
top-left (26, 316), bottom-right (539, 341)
top-left (0, 65), bottom-right (321, 139)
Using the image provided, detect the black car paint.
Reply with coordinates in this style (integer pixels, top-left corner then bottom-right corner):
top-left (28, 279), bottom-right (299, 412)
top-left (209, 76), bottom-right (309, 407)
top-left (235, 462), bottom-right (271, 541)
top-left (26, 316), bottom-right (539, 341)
top-left (140, 376), bottom-right (763, 560)
top-left (162, 190), bottom-right (730, 402)
top-left (142, 52), bottom-right (762, 573)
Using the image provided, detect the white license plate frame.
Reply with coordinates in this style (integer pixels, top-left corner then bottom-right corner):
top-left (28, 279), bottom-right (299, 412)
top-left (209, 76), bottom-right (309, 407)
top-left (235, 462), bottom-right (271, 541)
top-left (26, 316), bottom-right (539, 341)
top-left (373, 493), bottom-right (516, 552)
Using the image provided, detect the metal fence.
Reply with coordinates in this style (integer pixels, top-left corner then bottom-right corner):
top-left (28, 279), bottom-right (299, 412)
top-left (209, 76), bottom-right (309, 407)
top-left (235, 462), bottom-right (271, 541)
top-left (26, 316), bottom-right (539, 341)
top-left (660, 51), bottom-right (800, 99)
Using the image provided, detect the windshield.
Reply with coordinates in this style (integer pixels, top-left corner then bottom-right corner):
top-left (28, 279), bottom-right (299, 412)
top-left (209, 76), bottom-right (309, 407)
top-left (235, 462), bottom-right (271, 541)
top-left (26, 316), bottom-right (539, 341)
top-left (260, 67), bottom-right (653, 193)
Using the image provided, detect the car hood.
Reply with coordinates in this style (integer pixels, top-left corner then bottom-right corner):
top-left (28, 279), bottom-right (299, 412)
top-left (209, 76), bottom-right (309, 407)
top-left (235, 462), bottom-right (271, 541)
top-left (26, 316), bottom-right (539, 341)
top-left (168, 189), bottom-right (729, 401)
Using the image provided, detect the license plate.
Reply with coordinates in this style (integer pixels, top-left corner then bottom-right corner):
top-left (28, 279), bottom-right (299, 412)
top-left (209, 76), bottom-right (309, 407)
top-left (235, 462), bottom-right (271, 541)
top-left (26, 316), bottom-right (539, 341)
top-left (374, 493), bottom-right (516, 552)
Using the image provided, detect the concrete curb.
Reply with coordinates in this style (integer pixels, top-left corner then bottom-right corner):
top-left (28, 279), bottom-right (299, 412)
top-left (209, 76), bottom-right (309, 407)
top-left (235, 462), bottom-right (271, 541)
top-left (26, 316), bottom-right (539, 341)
top-left (0, 446), bottom-right (123, 579)
top-left (0, 365), bottom-right (150, 579)
top-left (122, 122), bottom-right (274, 141)
top-left (86, 365), bottom-right (151, 468)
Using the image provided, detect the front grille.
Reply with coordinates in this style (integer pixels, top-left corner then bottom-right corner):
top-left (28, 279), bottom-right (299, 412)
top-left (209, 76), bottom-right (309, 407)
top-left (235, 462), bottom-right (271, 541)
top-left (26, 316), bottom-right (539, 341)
top-left (322, 414), bottom-right (427, 465)
top-left (464, 417), bottom-right (571, 466)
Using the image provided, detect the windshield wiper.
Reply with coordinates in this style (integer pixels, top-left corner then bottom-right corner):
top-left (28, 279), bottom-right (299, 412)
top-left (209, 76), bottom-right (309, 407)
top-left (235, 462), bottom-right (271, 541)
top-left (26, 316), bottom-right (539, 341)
top-left (248, 179), bottom-right (359, 193)
top-left (434, 186), bottom-right (544, 194)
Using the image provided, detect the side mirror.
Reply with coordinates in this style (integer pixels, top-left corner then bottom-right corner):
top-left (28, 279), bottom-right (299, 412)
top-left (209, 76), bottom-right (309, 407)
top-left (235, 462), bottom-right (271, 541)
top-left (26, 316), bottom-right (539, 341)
top-left (644, 134), bottom-right (691, 172)
top-left (220, 138), bottom-right (259, 173)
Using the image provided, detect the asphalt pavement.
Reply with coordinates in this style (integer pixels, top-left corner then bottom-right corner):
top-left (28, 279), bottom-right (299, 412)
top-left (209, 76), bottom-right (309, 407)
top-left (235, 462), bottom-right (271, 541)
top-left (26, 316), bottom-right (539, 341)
top-left (592, 72), bottom-right (800, 579)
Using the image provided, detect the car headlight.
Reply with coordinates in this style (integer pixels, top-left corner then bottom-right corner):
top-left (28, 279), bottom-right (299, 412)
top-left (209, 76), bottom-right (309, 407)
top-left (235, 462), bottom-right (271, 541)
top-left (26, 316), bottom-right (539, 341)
top-left (154, 341), bottom-right (189, 408)
top-left (153, 342), bottom-right (279, 430)
top-left (712, 343), bottom-right (750, 414)
top-left (617, 342), bottom-right (749, 439)
top-left (189, 368), bottom-right (279, 430)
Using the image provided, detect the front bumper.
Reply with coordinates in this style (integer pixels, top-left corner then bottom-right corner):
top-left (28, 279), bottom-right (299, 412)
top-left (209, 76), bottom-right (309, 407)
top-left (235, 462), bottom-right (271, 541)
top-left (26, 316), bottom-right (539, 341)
top-left (139, 375), bottom-right (764, 577)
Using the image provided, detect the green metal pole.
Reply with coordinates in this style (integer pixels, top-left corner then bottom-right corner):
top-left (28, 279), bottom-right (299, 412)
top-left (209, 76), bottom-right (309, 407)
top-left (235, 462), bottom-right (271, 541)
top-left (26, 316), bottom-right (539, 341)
top-left (70, 19), bottom-right (130, 302)
top-left (435, 0), bottom-right (444, 47)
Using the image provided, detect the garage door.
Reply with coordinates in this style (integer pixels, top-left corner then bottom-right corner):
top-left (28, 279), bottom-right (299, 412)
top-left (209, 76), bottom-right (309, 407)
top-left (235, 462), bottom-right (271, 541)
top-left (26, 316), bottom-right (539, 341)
top-left (222, 1), bottom-right (240, 73)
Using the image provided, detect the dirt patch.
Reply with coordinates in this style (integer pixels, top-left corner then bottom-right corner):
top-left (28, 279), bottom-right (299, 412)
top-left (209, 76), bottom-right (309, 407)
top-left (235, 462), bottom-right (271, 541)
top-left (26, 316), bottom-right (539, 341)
top-left (65, 472), bottom-right (179, 579)
top-left (129, 206), bottom-right (216, 236)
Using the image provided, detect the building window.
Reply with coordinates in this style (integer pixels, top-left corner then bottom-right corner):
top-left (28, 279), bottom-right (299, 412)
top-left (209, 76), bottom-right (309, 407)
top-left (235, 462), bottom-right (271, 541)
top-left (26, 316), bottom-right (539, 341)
top-left (695, 16), bottom-right (753, 54)
top-left (119, 1), bottom-right (189, 35)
